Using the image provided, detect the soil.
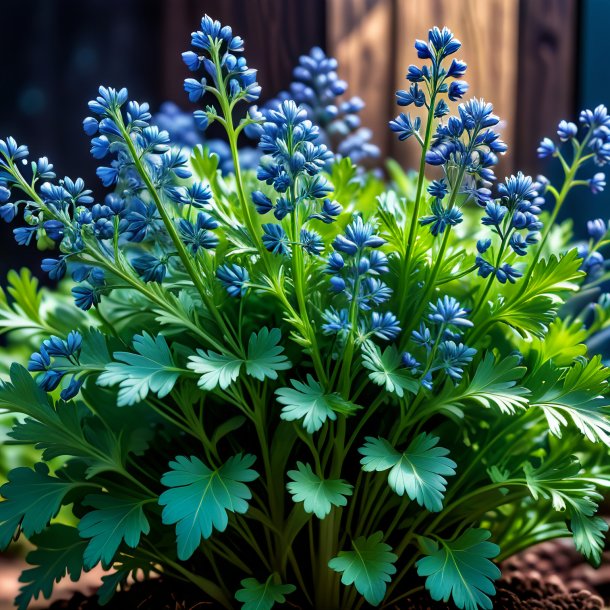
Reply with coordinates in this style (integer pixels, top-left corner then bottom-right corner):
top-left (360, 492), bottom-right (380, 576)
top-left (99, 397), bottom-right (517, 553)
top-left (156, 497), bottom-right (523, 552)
top-left (27, 539), bottom-right (610, 610)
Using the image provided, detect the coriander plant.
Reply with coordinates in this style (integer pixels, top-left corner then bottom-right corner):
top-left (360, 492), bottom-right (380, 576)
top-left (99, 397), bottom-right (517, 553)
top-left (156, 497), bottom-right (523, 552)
top-left (0, 16), bottom-right (609, 610)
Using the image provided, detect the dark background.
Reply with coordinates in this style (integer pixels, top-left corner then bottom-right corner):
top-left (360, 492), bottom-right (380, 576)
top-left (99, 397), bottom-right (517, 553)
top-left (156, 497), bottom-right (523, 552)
top-left (0, 0), bottom-right (607, 281)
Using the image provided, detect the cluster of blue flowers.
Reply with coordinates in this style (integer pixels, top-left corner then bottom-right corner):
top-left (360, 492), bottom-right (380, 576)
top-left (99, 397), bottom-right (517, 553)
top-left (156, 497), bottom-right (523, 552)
top-left (182, 14), bottom-right (260, 133)
top-left (250, 100), bottom-right (336, 256)
top-left (27, 331), bottom-right (84, 400)
top-left (322, 216), bottom-right (400, 341)
top-left (403, 296), bottom-right (476, 389)
top-left (253, 46), bottom-right (379, 165)
top-left (475, 172), bottom-right (543, 283)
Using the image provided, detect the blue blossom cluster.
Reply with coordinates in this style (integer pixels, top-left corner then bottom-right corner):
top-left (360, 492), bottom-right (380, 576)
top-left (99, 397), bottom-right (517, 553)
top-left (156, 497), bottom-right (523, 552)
top-left (322, 216), bottom-right (400, 341)
top-left (577, 217), bottom-right (608, 278)
top-left (182, 14), bottom-right (260, 133)
top-left (28, 331), bottom-right (84, 400)
top-left (538, 110), bottom-right (608, 195)
top-left (390, 25), bottom-right (469, 141)
top-left (251, 100), bottom-right (335, 256)
top-left (251, 47), bottom-right (380, 165)
top-left (403, 296), bottom-right (476, 389)
top-left (475, 172), bottom-right (543, 283)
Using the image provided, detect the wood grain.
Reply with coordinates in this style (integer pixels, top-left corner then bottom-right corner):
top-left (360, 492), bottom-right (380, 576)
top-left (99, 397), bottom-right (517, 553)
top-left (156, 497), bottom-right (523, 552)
top-left (391, 0), bottom-right (520, 173)
top-left (515, 0), bottom-right (578, 173)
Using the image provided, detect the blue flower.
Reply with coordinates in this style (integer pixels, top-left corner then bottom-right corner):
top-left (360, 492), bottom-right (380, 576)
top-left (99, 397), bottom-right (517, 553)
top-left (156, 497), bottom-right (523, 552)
top-left (42, 331), bottom-right (82, 358)
top-left (590, 172), bottom-right (606, 194)
top-left (389, 113), bottom-right (421, 141)
top-left (0, 137), bottom-right (29, 162)
top-left (448, 80), bottom-right (468, 101)
top-left (262, 223), bottom-right (290, 255)
top-left (193, 110), bottom-right (209, 132)
top-left (370, 311), bottom-right (401, 341)
top-left (587, 218), bottom-right (607, 241)
top-left (481, 201), bottom-right (507, 226)
top-left (428, 296), bottom-right (473, 328)
top-left (401, 352), bottom-right (420, 372)
top-left (557, 120), bottom-right (578, 141)
top-left (216, 263), bottom-right (250, 297)
top-left (184, 78), bottom-right (206, 102)
top-left (309, 198), bottom-right (342, 224)
top-left (412, 323), bottom-right (432, 348)
top-left (72, 285), bottom-right (101, 310)
top-left (300, 229), bottom-right (324, 255)
top-left (90, 136), bottom-right (110, 159)
top-left (96, 165), bottom-right (119, 187)
top-left (0, 202), bottom-right (17, 223)
top-left (427, 179), bottom-right (448, 199)
top-left (495, 263), bottom-right (522, 284)
top-left (420, 200), bottom-right (463, 236)
top-left (83, 117), bottom-right (99, 136)
top-left (28, 346), bottom-right (50, 372)
top-left (179, 182), bottom-right (213, 208)
top-left (252, 190), bottom-right (274, 214)
top-left (41, 257), bottom-right (67, 281)
top-left (322, 308), bottom-right (351, 335)
top-left (178, 212), bottom-right (219, 253)
top-left (132, 254), bottom-right (167, 283)
top-left (580, 104), bottom-right (610, 129)
top-left (437, 341), bottom-right (476, 381)
top-left (60, 376), bottom-right (84, 401)
top-left (88, 86), bottom-right (128, 116)
top-left (14, 226), bottom-right (36, 246)
top-left (332, 217), bottom-right (385, 255)
top-left (124, 200), bottom-right (161, 242)
top-left (396, 84), bottom-right (426, 107)
top-left (582, 251), bottom-right (605, 277)
top-left (537, 137), bottom-right (556, 158)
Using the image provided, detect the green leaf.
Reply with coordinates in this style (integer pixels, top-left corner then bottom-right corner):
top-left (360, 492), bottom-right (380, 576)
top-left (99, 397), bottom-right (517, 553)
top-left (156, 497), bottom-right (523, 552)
top-left (361, 341), bottom-right (418, 398)
top-left (188, 328), bottom-right (290, 389)
top-left (329, 156), bottom-right (359, 204)
top-left (524, 457), bottom-right (608, 565)
top-left (98, 332), bottom-right (180, 406)
top-left (15, 525), bottom-right (88, 610)
top-left (286, 462), bottom-right (353, 519)
top-left (188, 349), bottom-right (242, 390)
top-left (492, 249), bottom-right (583, 339)
top-left (78, 494), bottom-right (151, 569)
top-left (159, 454), bottom-right (259, 560)
top-left (416, 528), bottom-right (501, 610)
top-left (441, 353), bottom-right (530, 415)
top-left (276, 375), bottom-right (359, 433)
top-left (328, 531), bottom-right (397, 606)
top-left (245, 327), bottom-right (291, 381)
top-left (235, 576), bottom-right (296, 610)
top-left (97, 555), bottom-right (152, 605)
top-left (0, 463), bottom-right (78, 549)
top-left (359, 434), bottom-right (456, 512)
top-left (529, 356), bottom-right (610, 445)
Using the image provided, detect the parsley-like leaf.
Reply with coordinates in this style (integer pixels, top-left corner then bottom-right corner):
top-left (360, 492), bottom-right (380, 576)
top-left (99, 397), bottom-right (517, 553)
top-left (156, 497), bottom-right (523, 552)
top-left (286, 462), bottom-right (353, 518)
top-left (328, 531), bottom-right (397, 606)
top-left (159, 454), bottom-right (259, 560)
top-left (245, 327), bottom-right (291, 381)
top-left (98, 332), bottom-right (180, 406)
top-left (0, 463), bottom-right (78, 549)
top-left (416, 528), bottom-right (501, 610)
top-left (188, 349), bottom-right (242, 390)
top-left (235, 576), bottom-right (296, 610)
top-left (15, 525), bottom-right (88, 610)
top-left (78, 494), bottom-right (151, 569)
top-left (359, 434), bottom-right (456, 512)
top-left (361, 341), bottom-right (418, 398)
top-left (276, 375), bottom-right (358, 433)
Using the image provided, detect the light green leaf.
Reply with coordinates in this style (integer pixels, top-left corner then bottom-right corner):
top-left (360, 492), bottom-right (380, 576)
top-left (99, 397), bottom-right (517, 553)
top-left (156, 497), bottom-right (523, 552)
top-left (416, 528), bottom-right (501, 610)
top-left (443, 353), bottom-right (530, 415)
top-left (78, 494), bottom-right (151, 569)
top-left (276, 375), bottom-right (359, 433)
top-left (245, 327), bottom-right (291, 381)
top-left (188, 349), bottom-right (242, 390)
top-left (0, 463), bottom-right (78, 549)
top-left (359, 434), bottom-right (456, 512)
top-left (286, 462), bottom-right (353, 519)
top-left (361, 341), bottom-right (418, 398)
top-left (524, 457), bottom-right (608, 565)
top-left (529, 356), bottom-right (610, 445)
top-left (15, 525), bottom-right (88, 610)
top-left (159, 454), bottom-right (259, 560)
top-left (328, 531), bottom-right (397, 606)
top-left (98, 332), bottom-right (180, 406)
top-left (235, 576), bottom-right (296, 610)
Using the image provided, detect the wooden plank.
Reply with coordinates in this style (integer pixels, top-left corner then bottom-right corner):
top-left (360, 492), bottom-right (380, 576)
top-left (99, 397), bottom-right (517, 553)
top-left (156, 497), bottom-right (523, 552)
top-left (326, 0), bottom-right (395, 159)
top-left (514, 0), bottom-right (578, 173)
top-left (391, 0), bottom-right (520, 174)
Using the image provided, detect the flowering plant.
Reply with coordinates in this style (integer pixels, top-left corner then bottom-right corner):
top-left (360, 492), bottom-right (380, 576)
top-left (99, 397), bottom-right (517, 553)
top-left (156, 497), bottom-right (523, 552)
top-left (1, 16), bottom-right (610, 610)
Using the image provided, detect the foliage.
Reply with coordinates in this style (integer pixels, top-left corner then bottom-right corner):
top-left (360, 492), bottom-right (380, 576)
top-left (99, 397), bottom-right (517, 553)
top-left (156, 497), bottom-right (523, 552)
top-left (0, 15), bottom-right (609, 610)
